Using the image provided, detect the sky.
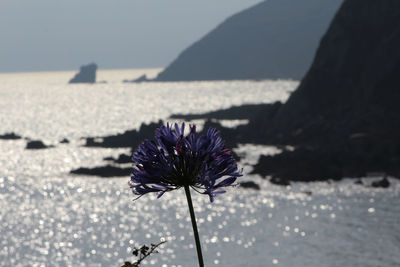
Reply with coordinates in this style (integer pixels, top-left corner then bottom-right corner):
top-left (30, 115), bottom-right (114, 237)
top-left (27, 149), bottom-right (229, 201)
top-left (0, 0), bottom-right (262, 72)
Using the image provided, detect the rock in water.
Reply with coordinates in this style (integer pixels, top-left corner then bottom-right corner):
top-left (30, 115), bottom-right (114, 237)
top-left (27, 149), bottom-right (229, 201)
top-left (156, 0), bottom-right (342, 81)
top-left (26, 140), bottom-right (53, 149)
top-left (0, 132), bottom-right (22, 140)
top-left (239, 181), bottom-right (260, 190)
top-left (60, 138), bottom-right (69, 144)
top-left (103, 154), bottom-right (131, 164)
top-left (69, 63), bottom-right (97, 83)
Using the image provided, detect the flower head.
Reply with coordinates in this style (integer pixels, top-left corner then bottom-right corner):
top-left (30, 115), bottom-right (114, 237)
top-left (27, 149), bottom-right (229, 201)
top-left (130, 122), bottom-right (242, 202)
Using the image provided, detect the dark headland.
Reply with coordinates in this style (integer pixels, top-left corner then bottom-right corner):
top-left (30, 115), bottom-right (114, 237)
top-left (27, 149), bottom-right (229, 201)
top-left (155, 0), bottom-right (342, 81)
top-left (249, 0), bottom-right (400, 183)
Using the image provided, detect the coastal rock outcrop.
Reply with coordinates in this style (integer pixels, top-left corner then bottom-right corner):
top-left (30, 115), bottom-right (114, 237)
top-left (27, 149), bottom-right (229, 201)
top-left (69, 63), bottom-right (97, 83)
top-left (156, 0), bottom-right (342, 81)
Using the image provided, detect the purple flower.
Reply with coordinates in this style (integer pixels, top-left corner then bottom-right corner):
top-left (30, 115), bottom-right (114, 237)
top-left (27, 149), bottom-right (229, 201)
top-left (129, 122), bottom-right (242, 202)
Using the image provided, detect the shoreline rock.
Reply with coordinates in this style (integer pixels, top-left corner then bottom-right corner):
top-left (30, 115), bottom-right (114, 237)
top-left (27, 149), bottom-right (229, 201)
top-left (0, 132), bottom-right (22, 140)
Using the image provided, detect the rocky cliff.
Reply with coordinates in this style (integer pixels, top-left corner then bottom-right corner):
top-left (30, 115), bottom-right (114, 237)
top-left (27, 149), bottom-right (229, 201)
top-left (253, 0), bottom-right (400, 181)
top-left (274, 0), bottom-right (400, 137)
top-left (156, 0), bottom-right (342, 81)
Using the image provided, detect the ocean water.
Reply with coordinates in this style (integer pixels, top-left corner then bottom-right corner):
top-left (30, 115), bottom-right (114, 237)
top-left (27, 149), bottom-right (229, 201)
top-left (0, 69), bottom-right (399, 267)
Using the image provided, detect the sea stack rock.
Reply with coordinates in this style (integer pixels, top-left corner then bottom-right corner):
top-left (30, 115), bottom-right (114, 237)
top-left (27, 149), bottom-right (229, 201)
top-left (69, 63), bottom-right (98, 83)
top-left (156, 0), bottom-right (342, 81)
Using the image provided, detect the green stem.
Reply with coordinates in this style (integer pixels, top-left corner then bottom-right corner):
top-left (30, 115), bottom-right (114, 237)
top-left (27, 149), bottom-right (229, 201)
top-left (184, 185), bottom-right (204, 267)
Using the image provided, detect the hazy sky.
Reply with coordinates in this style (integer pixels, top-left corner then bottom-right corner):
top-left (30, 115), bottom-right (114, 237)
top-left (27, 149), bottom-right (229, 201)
top-left (0, 0), bottom-right (262, 72)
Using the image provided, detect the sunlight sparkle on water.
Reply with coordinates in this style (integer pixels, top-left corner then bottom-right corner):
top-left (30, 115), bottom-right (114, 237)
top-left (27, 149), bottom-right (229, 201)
top-left (0, 71), bottom-right (399, 266)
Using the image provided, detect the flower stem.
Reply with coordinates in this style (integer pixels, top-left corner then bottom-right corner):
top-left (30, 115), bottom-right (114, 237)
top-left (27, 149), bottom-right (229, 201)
top-left (184, 185), bottom-right (204, 267)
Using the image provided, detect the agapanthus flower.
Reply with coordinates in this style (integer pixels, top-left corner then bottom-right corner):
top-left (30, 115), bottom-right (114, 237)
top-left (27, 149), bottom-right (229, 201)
top-left (129, 122), bottom-right (242, 202)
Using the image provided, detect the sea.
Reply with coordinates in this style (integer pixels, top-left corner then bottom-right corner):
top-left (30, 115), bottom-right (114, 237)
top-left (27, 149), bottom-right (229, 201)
top-left (0, 69), bottom-right (399, 267)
